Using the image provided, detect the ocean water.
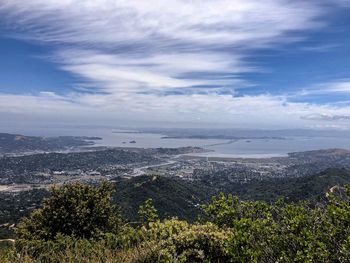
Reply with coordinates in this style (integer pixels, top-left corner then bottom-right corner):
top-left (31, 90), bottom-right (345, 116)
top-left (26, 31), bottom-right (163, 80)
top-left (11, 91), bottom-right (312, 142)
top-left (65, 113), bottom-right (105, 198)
top-left (199, 137), bottom-right (350, 158)
top-left (89, 131), bottom-right (350, 158)
top-left (9, 127), bottom-right (350, 158)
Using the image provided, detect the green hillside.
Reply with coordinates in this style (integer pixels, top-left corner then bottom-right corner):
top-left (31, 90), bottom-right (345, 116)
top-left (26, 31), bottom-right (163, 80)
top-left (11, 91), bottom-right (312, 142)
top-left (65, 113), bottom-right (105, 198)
top-left (114, 168), bottom-right (350, 222)
top-left (220, 167), bottom-right (350, 202)
top-left (114, 175), bottom-right (214, 222)
top-left (2, 167), bottom-right (350, 237)
top-left (4, 179), bottom-right (350, 262)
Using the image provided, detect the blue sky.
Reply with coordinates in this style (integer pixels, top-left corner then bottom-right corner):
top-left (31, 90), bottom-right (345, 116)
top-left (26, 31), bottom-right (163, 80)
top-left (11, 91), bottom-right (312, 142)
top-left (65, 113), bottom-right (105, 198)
top-left (0, 37), bottom-right (76, 95)
top-left (1, 0), bottom-right (350, 130)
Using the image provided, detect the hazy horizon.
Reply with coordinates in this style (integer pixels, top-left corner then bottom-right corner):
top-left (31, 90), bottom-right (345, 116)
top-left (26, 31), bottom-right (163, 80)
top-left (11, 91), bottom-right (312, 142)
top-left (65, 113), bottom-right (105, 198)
top-left (2, 124), bottom-right (350, 138)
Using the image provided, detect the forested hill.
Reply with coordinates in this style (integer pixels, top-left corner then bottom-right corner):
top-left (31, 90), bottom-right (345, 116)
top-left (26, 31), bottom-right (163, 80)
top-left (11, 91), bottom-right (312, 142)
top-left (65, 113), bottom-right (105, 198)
top-left (217, 167), bottom-right (350, 202)
top-left (113, 175), bottom-right (213, 222)
top-left (113, 168), bottom-right (350, 221)
top-left (0, 133), bottom-right (100, 154)
top-left (5, 172), bottom-right (350, 262)
top-left (1, 167), bottom-right (350, 232)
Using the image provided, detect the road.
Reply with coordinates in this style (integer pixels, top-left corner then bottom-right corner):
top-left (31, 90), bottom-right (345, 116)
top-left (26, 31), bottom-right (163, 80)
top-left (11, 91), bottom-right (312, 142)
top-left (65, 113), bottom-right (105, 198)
top-left (131, 157), bottom-right (179, 176)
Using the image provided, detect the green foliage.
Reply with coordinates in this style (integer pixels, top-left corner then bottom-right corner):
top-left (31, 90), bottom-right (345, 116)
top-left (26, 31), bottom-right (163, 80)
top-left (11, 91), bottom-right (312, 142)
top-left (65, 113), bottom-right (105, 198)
top-left (114, 175), bottom-right (211, 222)
top-left (7, 181), bottom-right (350, 262)
top-left (16, 182), bottom-right (122, 242)
top-left (135, 219), bottom-right (233, 262)
top-left (138, 198), bottom-right (159, 225)
top-left (203, 189), bottom-right (350, 262)
top-left (166, 222), bottom-right (232, 262)
top-left (203, 193), bottom-right (278, 262)
top-left (3, 168), bottom-right (350, 233)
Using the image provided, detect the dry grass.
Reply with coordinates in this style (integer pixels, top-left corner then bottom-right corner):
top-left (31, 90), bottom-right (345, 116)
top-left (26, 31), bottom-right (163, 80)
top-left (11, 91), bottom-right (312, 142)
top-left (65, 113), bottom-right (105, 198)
top-left (0, 241), bottom-right (161, 263)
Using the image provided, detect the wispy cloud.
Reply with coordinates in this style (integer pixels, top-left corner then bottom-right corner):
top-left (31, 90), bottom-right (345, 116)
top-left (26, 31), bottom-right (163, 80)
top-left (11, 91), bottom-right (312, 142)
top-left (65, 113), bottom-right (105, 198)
top-left (301, 113), bottom-right (350, 121)
top-left (299, 80), bottom-right (350, 96)
top-left (0, 0), bottom-right (349, 129)
top-left (298, 44), bottom-right (340, 53)
top-left (0, 0), bottom-right (323, 94)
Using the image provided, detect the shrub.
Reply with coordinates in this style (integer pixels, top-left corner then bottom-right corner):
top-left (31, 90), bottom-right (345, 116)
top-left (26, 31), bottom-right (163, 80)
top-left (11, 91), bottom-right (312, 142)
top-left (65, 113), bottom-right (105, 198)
top-left (136, 219), bottom-right (233, 262)
top-left (15, 182), bottom-right (123, 258)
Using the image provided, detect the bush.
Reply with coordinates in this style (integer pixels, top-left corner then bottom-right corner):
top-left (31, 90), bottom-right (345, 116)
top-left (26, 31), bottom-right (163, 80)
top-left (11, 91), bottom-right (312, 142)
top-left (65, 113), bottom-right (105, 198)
top-left (136, 219), bottom-right (233, 262)
top-left (15, 181), bottom-right (123, 258)
top-left (203, 189), bottom-right (350, 262)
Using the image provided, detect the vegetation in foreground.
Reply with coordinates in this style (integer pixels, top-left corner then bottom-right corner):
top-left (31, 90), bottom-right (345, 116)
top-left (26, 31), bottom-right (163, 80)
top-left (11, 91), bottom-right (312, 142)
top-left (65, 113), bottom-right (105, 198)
top-left (3, 167), bottom-right (349, 234)
top-left (2, 181), bottom-right (350, 262)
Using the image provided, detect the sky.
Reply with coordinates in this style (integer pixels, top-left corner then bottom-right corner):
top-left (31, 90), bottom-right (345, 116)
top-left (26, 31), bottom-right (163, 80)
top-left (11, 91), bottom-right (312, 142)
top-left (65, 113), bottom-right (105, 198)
top-left (1, 0), bottom-right (350, 131)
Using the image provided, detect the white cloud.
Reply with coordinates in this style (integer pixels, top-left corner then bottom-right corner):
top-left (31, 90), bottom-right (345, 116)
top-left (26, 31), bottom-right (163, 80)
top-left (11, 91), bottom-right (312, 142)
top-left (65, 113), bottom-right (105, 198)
top-left (0, 0), bottom-right (323, 93)
top-left (0, 0), bottom-right (322, 46)
top-left (2, 91), bottom-right (350, 130)
top-left (0, 0), bottom-right (349, 129)
top-left (299, 80), bottom-right (350, 96)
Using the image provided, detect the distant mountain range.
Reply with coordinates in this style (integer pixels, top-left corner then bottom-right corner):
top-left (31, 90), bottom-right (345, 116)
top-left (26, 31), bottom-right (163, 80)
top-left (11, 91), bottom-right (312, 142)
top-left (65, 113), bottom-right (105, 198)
top-left (0, 133), bottom-right (101, 154)
top-left (141, 128), bottom-right (350, 139)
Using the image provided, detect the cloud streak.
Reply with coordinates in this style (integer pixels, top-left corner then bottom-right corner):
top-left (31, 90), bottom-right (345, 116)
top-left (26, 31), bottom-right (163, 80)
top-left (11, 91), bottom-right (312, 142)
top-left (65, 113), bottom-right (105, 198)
top-left (0, 0), bottom-right (350, 129)
top-left (299, 81), bottom-right (350, 96)
top-left (0, 0), bottom-right (323, 93)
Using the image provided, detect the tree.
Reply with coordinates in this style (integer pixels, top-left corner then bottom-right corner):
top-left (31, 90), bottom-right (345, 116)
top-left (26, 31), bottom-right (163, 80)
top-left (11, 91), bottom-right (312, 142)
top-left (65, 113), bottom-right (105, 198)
top-left (16, 181), bottom-right (122, 241)
top-left (138, 198), bottom-right (159, 225)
